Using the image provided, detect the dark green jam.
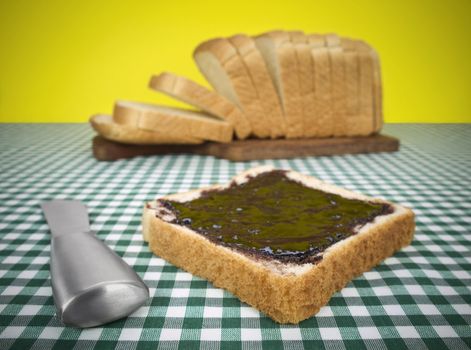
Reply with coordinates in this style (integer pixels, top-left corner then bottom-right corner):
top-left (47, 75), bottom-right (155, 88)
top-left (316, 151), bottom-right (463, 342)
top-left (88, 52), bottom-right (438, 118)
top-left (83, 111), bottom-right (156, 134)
top-left (159, 170), bottom-right (392, 264)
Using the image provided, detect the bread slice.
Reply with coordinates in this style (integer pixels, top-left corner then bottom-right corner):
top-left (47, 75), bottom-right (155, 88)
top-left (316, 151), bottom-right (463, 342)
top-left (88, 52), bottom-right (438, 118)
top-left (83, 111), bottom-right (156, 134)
top-left (302, 34), bottom-right (326, 137)
top-left (148, 72), bottom-right (251, 140)
top-left (343, 49), bottom-right (361, 135)
top-left (228, 34), bottom-right (285, 138)
top-left (373, 53), bottom-right (383, 133)
top-left (113, 100), bottom-right (233, 143)
top-left (367, 45), bottom-right (383, 133)
top-left (254, 31), bottom-right (304, 138)
top-left (89, 114), bottom-right (202, 145)
top-left (321, 33), bottom-right (348, 137)
top-left (193, 38), bottom-right (269, 138)
top-left (341, 38), bottom-right (377, 136)
top-left (311, 44), bottom-right (334, 137)
top-left (329, 45), bottom-right (348, 137)
top-left (142, 166), bottom-right (415, 324)
top-left (356, 41), bottom-right (375, 136)
top-left (357, 41), bottom-right (382, 134)
top-left (289, 31), bottom-right (313, 138)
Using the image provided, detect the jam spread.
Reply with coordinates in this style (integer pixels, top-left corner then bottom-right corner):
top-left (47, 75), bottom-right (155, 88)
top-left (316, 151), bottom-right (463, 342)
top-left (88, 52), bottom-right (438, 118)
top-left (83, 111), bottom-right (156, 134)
top-left (159, 170), bottom-right (393, 264)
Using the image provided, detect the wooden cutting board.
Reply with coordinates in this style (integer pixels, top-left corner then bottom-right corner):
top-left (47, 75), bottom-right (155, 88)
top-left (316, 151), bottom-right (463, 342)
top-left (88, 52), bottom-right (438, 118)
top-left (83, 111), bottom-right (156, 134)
top-left (92, 134), bottom-right (399, 161)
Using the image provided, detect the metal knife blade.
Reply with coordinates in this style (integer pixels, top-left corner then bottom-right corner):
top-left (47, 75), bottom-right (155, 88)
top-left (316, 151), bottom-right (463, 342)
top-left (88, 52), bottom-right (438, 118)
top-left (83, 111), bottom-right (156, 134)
top-left (41, 200), bottom-right (90, 237)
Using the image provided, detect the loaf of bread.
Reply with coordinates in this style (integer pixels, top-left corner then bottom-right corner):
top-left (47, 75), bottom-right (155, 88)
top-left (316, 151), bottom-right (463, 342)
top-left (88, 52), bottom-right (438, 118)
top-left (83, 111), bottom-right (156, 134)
top-left (143, 166), bottom-right (415, 323)
top-left (90, 31), bottom-right (382, 145)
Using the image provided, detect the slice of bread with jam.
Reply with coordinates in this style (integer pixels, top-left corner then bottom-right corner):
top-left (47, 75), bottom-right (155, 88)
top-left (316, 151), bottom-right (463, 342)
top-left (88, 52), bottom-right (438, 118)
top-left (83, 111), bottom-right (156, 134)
top-left (142, 166), bottom-right (414, 323)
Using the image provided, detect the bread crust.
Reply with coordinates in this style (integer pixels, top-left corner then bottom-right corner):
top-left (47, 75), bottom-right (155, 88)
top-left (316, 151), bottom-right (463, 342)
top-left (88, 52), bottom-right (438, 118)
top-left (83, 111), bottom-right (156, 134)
top-left (149, 72), bottom-right (251, 140)
top-left (89, 114), bottom-right (202, 145)
top-left (142, 166), bottom-right (415, 323)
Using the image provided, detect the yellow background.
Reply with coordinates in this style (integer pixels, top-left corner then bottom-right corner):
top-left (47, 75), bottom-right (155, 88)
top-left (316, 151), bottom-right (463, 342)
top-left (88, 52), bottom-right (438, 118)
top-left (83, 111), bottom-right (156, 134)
top-left (1, 0), bottom-right (470, 123)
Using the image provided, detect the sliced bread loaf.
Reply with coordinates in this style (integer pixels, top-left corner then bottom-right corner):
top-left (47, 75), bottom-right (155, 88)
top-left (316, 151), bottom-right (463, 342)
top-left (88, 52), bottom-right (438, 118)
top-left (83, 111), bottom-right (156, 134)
top-left (229, 34), bottom-right (286, 138)
top-left (193, 38), bottom-right (269, 138)
top-left (89, 114), bottom-right (202, 145)
top-left (149, 72), bottom-right (251, 139)
top-left (143, 166), bottom-right (415, 323)
top-left (113, 101), bottom-right (233, 143)
top-left (254, 31), bottom-right (304, 138)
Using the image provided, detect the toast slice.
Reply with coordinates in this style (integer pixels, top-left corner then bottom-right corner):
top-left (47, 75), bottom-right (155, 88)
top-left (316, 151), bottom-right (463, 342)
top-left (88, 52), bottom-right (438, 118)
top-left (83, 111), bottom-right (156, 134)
top-left (89, 114), bottom-right (202, 145)
top-left (193, 38), bottom-right (269, 138)
top-left (143, 166), bottom-right (415, 324)
top-left (254, 31), bottom-right (304, 138)
top-left (228, 34), bottom-right (285, 138)
top-left (148, 72), bottom-right (251, 140)
top-left (113, 101), bottom-right (233, 143)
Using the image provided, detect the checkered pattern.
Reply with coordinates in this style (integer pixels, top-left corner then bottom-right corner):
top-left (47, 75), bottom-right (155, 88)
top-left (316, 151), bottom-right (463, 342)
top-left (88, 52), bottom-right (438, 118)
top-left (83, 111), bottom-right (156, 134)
top-left (0, 124), bottom-right (470, 349)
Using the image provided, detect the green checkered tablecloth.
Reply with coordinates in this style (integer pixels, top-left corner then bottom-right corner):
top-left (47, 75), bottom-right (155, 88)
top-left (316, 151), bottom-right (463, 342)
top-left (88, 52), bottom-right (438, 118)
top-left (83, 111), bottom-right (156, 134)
top-left (0, 124), bottom-right (470, 349)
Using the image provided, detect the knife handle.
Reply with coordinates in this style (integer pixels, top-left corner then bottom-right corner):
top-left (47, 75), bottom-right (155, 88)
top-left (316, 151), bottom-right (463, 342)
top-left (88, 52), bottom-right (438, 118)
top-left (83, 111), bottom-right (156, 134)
top-left (50, 231), bottom-right (149, 328)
